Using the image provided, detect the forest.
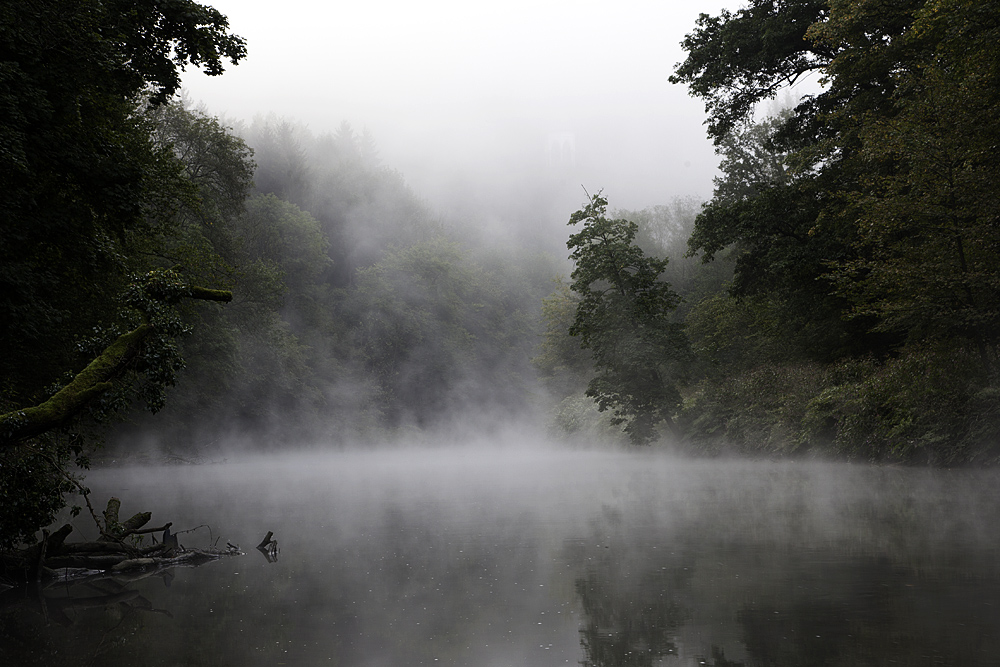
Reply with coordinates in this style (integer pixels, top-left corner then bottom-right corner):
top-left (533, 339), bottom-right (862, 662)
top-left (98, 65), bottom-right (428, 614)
top-left (2, 0), bottom-right (1000, 549)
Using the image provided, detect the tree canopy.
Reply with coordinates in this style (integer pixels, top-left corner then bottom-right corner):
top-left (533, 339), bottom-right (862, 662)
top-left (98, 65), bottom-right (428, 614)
top-left (566, 193), bottom-right (689, 445)
top-left (1, 0), bottom-right (245, 408)
top-left (669, 0), bottom-right (1000, 461)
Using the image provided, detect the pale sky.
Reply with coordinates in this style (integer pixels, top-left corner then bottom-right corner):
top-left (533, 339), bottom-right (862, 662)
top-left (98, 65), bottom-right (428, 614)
top-left (181, 0), bottom-right (744, 234)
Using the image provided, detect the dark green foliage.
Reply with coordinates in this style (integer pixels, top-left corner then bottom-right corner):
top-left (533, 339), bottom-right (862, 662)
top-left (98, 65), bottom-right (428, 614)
top-left (667, 0), bottom-right (1000, 460)
top-left (566, 193), bottom-right (689, 444)
top-left (685, 109), bottom-right (873, 361)
top-left (681, 344), bottom-right (1000, 464)
top-left (0, 439), bottom-right (80, 551)
top-left (0, 1), bottom-right (244, 409)
top-left (802, 346), bottom-right (1000, 464)
top-left (534, 281), bottom-right (593, 397)
top-left (684, 293), bottom-right (790, 374)
top-left (669, 0), bottom-right (833, 144)
top-left (680, 362), bottom-right (826, 456)
top-left (674, 0), bottom-right (929, 360)
top-left (0, 0), bottom-right (243, 546)
top-left (820, 0), bottom-right (1000, 361)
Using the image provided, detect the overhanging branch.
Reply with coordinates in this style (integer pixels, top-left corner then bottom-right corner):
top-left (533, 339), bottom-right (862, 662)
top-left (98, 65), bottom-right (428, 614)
top-left (0, 287), bottom-right (232, 450)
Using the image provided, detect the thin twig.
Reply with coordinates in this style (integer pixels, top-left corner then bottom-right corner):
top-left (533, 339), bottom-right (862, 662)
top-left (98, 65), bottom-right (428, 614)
top-left (30, 444), bottom-right (104, 536)
top-left (174, 524), bottom-right (214, 546)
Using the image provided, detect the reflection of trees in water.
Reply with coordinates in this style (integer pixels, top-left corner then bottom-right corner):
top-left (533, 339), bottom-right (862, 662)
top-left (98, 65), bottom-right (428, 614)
top-left (575, 570), bottom-right (686, 667)
top-left (0, 570), bottom-right (174, 666)
top-left (564, 487), bottom-right (1000, 667)
top-left (738, 602), bottom-right (850, 667)
top-left (732, 556), bottom-right (1000, 667)
top-left (566, 506), bottom-right (692, 667)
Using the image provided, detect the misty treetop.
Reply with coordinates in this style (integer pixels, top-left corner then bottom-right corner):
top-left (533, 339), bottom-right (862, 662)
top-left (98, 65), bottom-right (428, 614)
top-left (114, 107), bottom-right (560, 449)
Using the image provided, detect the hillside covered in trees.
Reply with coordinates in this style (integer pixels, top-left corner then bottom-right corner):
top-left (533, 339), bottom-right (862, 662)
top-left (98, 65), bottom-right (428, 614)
top-left (3, 0), bottom-right (1000, 549)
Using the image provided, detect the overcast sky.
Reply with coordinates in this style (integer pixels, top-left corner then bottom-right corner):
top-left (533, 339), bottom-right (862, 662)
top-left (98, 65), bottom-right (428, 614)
top-left (181, 0), bottom-right (743, 234)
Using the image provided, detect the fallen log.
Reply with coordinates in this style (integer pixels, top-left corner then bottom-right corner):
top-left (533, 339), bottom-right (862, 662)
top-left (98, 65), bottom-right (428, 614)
top-left (44, 554), bottom-right (130, 570)
top-left (46, 524), bottom-right (74, 552)
top-left (110, 548), bottom-right (237, 574)
top-left (122, 521), bottom-right (171, 539)
top-left (111, 558), bottom-right (158, 573)
top-left (1, 502), bottom-right (244, 585)
top-left (59, 542), bottom-right (136, 554)
top-left (120, 511), bottom-right (152, 534)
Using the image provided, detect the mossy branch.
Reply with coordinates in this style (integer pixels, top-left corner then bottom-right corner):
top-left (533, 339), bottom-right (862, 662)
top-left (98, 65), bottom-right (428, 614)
top-left (0, 287), bottom-right (232, 450)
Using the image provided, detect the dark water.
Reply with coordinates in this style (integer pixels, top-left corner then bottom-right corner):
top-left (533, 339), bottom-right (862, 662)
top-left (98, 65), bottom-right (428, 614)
top-left (3, 448), bottom-right (1000, 666)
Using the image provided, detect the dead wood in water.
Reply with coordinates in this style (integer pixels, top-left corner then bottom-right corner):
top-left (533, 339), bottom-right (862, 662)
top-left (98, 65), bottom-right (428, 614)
top-left (1, 507), bottom-right (243, 586)
top-left (256, 531), bottom-right (278, 563)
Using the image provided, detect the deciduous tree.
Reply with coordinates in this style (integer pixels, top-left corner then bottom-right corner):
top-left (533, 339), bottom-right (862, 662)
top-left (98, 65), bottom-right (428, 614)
top-left (566, 193), bottom-right (689, 444)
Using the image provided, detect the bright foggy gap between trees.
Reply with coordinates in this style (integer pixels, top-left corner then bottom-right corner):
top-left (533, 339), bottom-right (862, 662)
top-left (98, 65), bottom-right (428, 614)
top-left (99, 98), bottom-right (721, 461)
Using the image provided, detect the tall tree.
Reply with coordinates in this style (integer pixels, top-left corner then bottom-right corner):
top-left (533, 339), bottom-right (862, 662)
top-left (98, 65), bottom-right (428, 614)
top-left (672, 0), bottom-right (930, 361)
top-left (566, 193), bottom-right (689, 444)
top-left (1, 0), bottom-right (246, 406)
top-left (671, 0), bottom-right (1000, 459)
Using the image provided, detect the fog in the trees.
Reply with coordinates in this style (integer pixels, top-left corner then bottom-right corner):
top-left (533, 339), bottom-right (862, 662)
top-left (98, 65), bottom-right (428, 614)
top-left (130, 0), bottom-right (760, 454)
top-left (179, 0), bottom-right (750, 253)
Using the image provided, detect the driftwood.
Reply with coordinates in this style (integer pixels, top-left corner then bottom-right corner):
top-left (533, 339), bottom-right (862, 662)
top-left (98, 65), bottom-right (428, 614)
top-left (1, 500), bottom-right (244, 585)
top-left (9, 538), bottom-right (240, 581)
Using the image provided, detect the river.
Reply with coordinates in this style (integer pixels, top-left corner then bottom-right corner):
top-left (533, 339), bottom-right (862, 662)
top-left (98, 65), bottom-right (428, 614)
top-left (3, 447), bottom-right (1000, 666)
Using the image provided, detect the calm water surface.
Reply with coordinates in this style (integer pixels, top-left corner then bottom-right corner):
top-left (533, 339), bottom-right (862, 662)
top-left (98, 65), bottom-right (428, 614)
top-left (3, 448), bottom-right (1000, 666)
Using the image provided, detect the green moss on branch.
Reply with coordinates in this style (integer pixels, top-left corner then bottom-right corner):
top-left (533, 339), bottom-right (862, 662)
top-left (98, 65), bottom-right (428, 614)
top-left (0, 284), bottom-right (232, 449)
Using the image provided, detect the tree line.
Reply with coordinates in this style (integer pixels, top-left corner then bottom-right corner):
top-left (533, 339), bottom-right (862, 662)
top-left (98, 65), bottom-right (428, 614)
top-left (541, 0), bottom-right (1000, 462)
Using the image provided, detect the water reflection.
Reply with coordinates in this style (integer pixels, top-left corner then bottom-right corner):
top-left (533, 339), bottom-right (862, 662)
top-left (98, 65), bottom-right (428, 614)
top-left (0, 567), bottom-right (179, 665)
top-left (256, 531), bottom-right (279, 563)
top-left (3, 451), bottom-right (1000, 666)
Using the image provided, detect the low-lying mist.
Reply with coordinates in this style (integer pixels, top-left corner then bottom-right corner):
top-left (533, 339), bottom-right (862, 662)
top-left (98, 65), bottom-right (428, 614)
top-left (32, 445), bottom-right (1000, 666)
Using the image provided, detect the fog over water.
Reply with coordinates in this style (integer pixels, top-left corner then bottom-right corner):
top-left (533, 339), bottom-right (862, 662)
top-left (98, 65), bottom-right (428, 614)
top-left (180, 0), bottom-right (751, 236)
top-left (15, 449), bottom-right (1000, 666)
top-left (11, 4), bottom-right (994, 665)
